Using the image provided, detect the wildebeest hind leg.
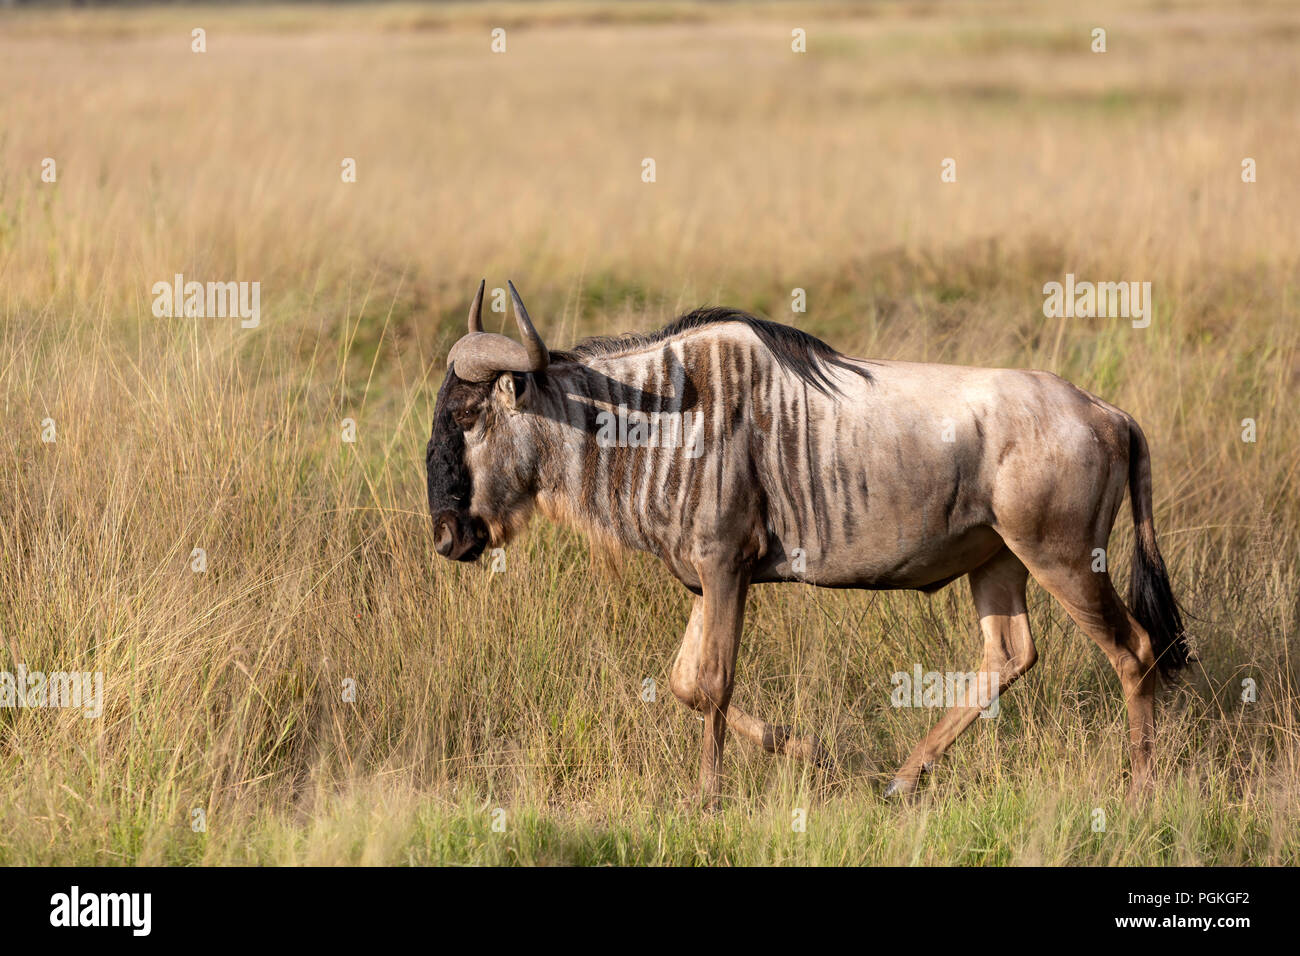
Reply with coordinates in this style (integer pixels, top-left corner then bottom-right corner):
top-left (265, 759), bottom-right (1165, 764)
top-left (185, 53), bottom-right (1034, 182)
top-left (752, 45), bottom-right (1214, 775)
top-left (1008, 549), bottom-right (1158, 800)
top-left (886, 548), bottom-right (1036, 798)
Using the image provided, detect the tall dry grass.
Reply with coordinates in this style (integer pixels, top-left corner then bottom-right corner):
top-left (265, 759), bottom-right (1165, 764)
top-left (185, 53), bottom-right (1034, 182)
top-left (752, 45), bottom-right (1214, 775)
top-left (0, 0), bottom-right (1296, 864)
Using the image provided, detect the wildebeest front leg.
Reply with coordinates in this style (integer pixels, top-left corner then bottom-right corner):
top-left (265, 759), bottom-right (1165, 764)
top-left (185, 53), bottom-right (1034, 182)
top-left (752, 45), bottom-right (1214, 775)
top-left (668, 571), bottom-right (748, 808)
top-left (670, 588), bottom-right (827, 806)
top-left (725, 706), bottom-right (831, 765)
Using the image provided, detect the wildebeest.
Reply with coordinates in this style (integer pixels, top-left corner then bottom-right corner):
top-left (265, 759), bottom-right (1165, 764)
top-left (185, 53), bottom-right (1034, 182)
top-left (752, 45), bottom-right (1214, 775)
top-left (426, 280), bottom-right (1189, 806)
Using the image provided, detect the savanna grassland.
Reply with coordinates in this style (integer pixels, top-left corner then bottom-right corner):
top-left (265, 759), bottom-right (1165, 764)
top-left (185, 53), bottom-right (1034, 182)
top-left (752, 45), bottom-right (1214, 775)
top-left (0, 0), bottom-right (1297, 865)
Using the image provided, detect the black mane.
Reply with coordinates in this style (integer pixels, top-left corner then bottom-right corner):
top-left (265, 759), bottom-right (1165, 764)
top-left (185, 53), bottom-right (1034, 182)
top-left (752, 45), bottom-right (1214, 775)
top-left (555, 307), bottom-right (870, 395)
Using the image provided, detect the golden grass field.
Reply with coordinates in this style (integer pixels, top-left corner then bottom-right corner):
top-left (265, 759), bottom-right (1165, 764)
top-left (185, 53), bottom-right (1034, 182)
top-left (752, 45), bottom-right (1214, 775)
top-left (1, 0), bottom-right (1297, 864)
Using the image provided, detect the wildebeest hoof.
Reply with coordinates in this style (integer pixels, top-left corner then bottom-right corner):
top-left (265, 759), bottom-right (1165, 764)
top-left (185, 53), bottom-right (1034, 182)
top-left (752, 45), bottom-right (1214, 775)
top-left (883, 778), bottom-right (916, 799)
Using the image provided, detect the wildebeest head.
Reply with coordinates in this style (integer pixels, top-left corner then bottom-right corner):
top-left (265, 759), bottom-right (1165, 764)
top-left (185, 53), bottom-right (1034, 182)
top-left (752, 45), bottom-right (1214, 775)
top-left (426, 280), bottom-right (549, 562)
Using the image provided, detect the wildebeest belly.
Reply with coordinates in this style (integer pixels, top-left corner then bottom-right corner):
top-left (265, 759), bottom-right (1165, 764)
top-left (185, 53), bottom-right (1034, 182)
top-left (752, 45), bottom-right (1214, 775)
top-left (754, 509), bottom-right (1003, 590)
top-left (752, 522), bottom-right (1004, 589)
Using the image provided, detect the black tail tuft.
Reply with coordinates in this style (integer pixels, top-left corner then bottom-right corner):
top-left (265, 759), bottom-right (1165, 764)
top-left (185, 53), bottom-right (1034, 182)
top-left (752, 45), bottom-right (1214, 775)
top-left (1127, 422), bottom-right (1191, 680)
top-left (1129, 535), bottom-right (1190, 679)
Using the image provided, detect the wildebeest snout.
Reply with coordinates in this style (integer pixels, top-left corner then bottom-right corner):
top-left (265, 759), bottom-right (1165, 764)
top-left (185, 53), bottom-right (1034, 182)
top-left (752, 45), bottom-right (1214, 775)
top-left (433, 510), bottom-right (488, 562)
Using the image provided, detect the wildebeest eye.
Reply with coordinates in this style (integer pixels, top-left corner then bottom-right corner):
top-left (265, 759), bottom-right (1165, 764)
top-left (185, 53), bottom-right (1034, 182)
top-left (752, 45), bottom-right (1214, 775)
top-left (453, 406), bottom-right (480, 430)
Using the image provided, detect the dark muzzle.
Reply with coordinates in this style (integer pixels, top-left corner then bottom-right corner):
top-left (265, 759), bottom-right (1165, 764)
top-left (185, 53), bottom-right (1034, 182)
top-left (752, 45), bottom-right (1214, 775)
top-left (432, 510), bottom-right (488, 562)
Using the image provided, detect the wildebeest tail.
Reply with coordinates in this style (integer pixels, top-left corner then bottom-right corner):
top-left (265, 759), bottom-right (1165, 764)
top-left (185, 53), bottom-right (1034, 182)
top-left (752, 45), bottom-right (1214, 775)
top-left (1126, 419), bottom-right (1190, 678)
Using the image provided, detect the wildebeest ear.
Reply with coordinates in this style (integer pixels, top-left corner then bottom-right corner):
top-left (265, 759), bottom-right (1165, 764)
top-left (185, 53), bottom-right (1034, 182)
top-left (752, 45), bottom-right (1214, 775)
top-left (495, 371), bottom-right (526, 409)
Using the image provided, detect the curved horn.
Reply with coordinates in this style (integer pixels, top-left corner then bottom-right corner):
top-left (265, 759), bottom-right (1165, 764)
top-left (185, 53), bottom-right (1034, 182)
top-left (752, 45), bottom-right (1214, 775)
top-left (508, 280), bottom-right (548, 373)
top-left (467, 278), bottom-right (485, 333)
top-left (447, 334), bottom-right (535, 383)
top-left (446, 280), bottom-right (550, 383)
